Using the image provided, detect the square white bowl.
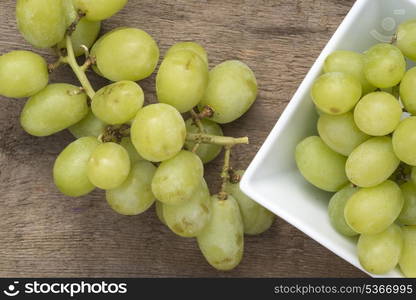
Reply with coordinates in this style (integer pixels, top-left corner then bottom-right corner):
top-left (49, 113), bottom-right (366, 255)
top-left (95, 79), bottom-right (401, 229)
top-left (240, 0), bottom-right (416, 278)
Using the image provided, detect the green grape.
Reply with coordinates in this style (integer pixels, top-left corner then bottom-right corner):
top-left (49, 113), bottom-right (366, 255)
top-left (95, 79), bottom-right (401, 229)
top-left (363, 43), bottom-right (406, 88)
top-left (163, 179), bottom-right (211, 237)
top-left (53, 137), bottom-right (100, 197)
top-left (197, 195), bottom-right (244, 271)
top-left (310, 72), bottom-right (361, 115)
top-left (399, 181), bottom-right (416, 225)
top-left (225, 170), bottom-right (275, 235)
top-left (165, 42), bottom-right (208, 66)
top-left (93, 27), bottom-right (159, 82)
top-left (155, 201), bottom-right (166, 225)
top-left (57, 18), bottom-right (101, 57)
top-left (69, 110), bottom-right (107, 138)
top-left (151, 150), bottom-right (203, 205)
top-left (184, 118), bottom-right (223, 163)
top-left (16, 0), bottom-right (67, 48)
top-left (358, 224), bottom-right (403, 275)
top-left (400, 67), bottom-right (416, 115)
top-left (399, 225), bottom-right (416, 277)
top-left (156, 50), bottom-right (208, 113)
top-left (87, 142), bottom-right (130, 190)
top-left (120, 137), bottom-right (143, 164)
top-left (0, 50), bottom-right (48, 98)
top-left (106, 161), bottom-right (156, 215)
top-left (295, 136), bottom-right (348, 192)
top-left (323, 50), bottom-right (375, 94)
top-left (317, 112), bottom-right (369, 156)
top-left (344, 180), bottom-right (404, 235)
top-left (92, 81), bottom-right (144, 125)
top-left (345, 137), bottom-right (399, 187)
top-left (130, 103), bottom-right (186, 162)
top-left (74, 0), bottom-right (128, 21)
top-left (20, 84), bottom-right (88, 137)
top-left (396, 19), bottom-right (416, 61)
top-left (63, 0), bottom-right (77, 26)
top-left (353, 91), bottom-right (402, 136)
top-left (327, 185), bottom-right (358, 237)
top-left (392, 117), bottom-right (416, 166)
top-left (198, 60), bottom-right (257, 124)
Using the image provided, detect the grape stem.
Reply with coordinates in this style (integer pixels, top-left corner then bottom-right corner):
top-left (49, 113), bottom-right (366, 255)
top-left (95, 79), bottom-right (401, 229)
top-left (48, 56), bottom-right (68, 73)
top-left (218, 146), bottom-right (232, 200)
top-left (197, 105), bottom-right (215, 119)
top-left (65, 36), bottom-right (96, 99)
top-left (186, 133), bottom-right (249, 146)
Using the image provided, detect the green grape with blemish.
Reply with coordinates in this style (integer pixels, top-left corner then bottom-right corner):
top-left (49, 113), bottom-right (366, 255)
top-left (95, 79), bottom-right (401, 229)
top-left (151, 150), bottom-right (204, 206)
top-left (197, 194), bottom-right (244, 271)
top-left (392, 117), bottom-right (416, 166)
top-left (69, 109), bottom-right (107, 139)
top-left (225, 170), bottom-right (275, 235)
top-left (120, 137), bottom-right (144, 164)
top-left (131, 103), bottom-right (186, 162)
top-left (165, 42), bottom-right (208, 66)
top-left (163, 179), bottom-right (211, 237)
top-left (20, 83), bottom-right (89, 137)
top-left (156, 49), bottom-right (208, 113)
top-left (398, 181), bottom-right (416, 225)
top-left (0, 50), bottom-right (49, 98)
top-left (106, 160), bottom-right (156, 215)
top-left (199, 60), bottom-right (257, 124)
top-left (344, 180), bottom-right (403, 235)
top-left (399, 225), bottom-right (416, 277)
top-left (87, 142), bottom-right (130, 190)
top-left (295, 136), bottom-right (348, 192)
top-left (92, 81), bottom-right (144, 125)
top-left (184, 118), bottom-right (223, 163)
top-left (16, 0), bottom-right (67, 48)
top-left (53, 136), bottom-right (100, 197)
top-left (74, 0), bottom-right (128, 21)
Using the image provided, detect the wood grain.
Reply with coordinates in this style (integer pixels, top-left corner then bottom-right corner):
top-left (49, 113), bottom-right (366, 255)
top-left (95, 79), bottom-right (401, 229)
top-left (0, 0), bottom-right (365, 277)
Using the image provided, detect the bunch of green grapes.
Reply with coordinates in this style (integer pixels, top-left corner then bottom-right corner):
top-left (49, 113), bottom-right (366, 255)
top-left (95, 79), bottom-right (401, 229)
top-left (295, 18), bottom-right (416, 277)
top-left (1, 0), bottom-right (275, 272)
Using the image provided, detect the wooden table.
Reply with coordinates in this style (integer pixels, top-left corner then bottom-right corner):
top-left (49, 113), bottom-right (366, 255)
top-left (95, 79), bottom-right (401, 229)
top-left (0, 0), bottom-right (365, 277)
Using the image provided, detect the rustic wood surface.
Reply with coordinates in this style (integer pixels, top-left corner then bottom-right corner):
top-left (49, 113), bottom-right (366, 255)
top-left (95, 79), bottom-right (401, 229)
top-left (0, 0), bottom-right (366, 277)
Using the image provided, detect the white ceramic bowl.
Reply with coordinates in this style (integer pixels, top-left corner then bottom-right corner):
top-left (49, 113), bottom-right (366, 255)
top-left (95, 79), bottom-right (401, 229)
top-left (240, 0), bottom-right (416, 278)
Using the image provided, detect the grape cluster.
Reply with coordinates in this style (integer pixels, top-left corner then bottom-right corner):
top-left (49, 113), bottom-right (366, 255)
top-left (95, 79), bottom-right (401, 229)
top-left (295, 18), bottom-right (416, 277)
top-left (1, 0), bottom-right (276, 271)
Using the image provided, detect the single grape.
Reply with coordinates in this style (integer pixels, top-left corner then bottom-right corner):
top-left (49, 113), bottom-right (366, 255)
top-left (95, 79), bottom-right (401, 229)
top-left (323, 50), bottom-right (375, 94)
top-left (225, 170), bottom-right (275, 235)
top-left (345, 137), bottom-right (399, 187)
top-left (328, 185), bottom-right (358, 237)
top-left (0, 50), bottom-right (48, 98)
top-left (400, 67), bottom-right (416, 115)
top-left (295, 136), bottom-right (348, 192)
top-left (358, 224), bottom-right (403, 275)
top-left (317, 112), bottom-right (369, 156)
top-left (197, 195), bottom-right (244, 271)
top-left (165, 42), bottom-right (208, 66)
top-left (74, 0), bottom-right (128, 21)
top-left (363, 43), bottom-right (406, 88)
top-left (151, 150), bottom-right (204, 205)
top-left (198, 60), bottom-right (257, 124)
top-left (156, 50), bottom-right (208, 113)
top-left (87, 142), bottom-right (130, 190)
top-left (392, 117), bottom-right (416, 166)
top-left (69, 110), bottom-right (107, 138)
top-left (310, 72), bottom-right (361, 115)
top-left (92, 27), bottom-right (159, 82)
top-left (163, 179), bottom-right (211, 237)
top-left (106, 161), bottom-right (156, 215)
top-left (57, 18), bottom-right (101, 57)
top-left (399, 181), bottom-right (416, 225)
top-left (353, 91), bottom-right (402, 136)
top-left (120, 137), bottom-right (143, 164)
top-left (184, 118), bottom-right (223, 163)
top-left (344, 180), bottom-right (403, 235)
top-left (399, 225), bottom-right (416, 277)
top-left (92, 81), bottom-right (144, 125)
top-left (396, 19), bottom-right (416, 61)
top-left (155, 201), bottom-right (166, 225)
top-left (20, 84), bottom-right (88, 137)
top-left (53, 137), bottom-right (100, 197)
top-left (16, 0), bottom-right (67, 48)
top-left (130, 103), bottom-right (186, 162)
